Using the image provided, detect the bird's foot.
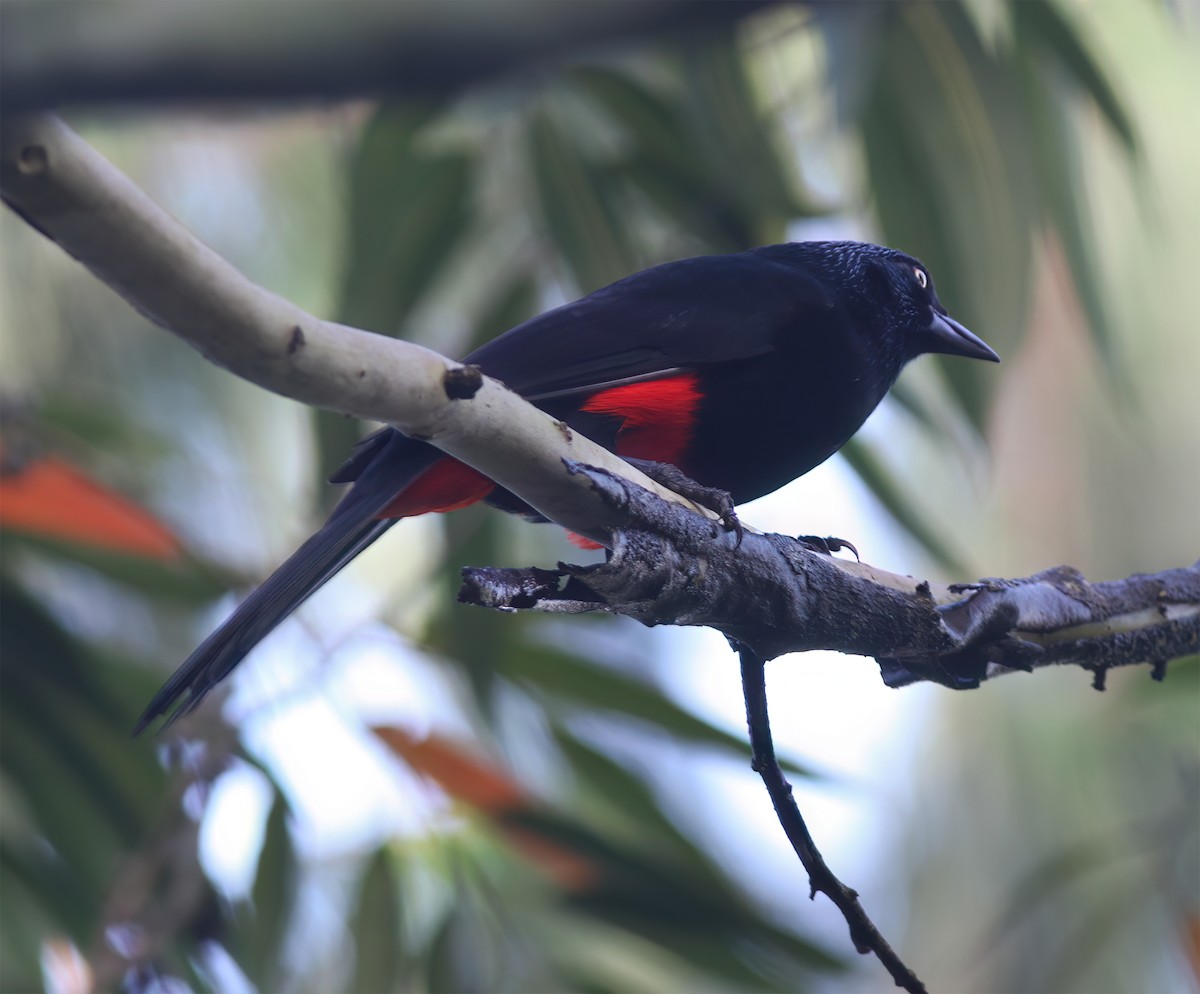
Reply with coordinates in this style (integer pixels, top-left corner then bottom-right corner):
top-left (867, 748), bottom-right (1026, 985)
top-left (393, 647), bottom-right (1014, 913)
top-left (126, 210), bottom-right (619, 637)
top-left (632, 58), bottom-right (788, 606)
top-left (796, 534), bottom-right (860, 559)
top-left (625, 458), bottom-right (743, 546)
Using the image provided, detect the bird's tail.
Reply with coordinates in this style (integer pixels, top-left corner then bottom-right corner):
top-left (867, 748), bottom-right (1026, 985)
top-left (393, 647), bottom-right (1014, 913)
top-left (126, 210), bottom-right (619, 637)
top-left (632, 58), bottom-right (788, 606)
top-left (135, 431), bottom-right (435, 734)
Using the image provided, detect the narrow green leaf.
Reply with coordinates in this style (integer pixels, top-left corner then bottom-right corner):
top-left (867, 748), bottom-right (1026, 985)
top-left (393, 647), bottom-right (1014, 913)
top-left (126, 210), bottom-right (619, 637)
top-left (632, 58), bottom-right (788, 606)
top-left (0, 705), bottom-right (120, 899)
top-left (235, 793), bottom-right (295, 993)
top-left (676, 33), bottom-right (801, 242)
top-left (568, 66), bottom-right (694, 176)
top-left (352, 848), bottom-right (404, 994)
top-left (505, 642), bottom-right (818, 781)
top-left (862, 2), bottom-right (1038, 425)
top-left (324, 99), bottom-right (476, 486)
top-left (570, 64), bottom-right (763, 251)
top-left (498, 808), bottom-right (842, 984)
top-left (338, 100), bottom-right (475, 335)
top-left (467, 272), bottom-right (540, 351)
top-left (1, 534), bottom-right (232, 606)
top-left (1013, 0), bottom-right (1137, 153)
top-left (1011, 33), bottom-right (1127, 386)
top-left (527, 106), bottom-right (639, 292)
top-left (1, 582), bottom-right (163, 852)
top-left (425, 894), bottom-right (499, 994)
top-left (986, 836), bottom-right (1114, 947)
top-left (550, 722), bottom-right (727, 882)
top-left (1, 839), bottom-right (93, 948)
top-left (811, 2), bottom-right (889, 124)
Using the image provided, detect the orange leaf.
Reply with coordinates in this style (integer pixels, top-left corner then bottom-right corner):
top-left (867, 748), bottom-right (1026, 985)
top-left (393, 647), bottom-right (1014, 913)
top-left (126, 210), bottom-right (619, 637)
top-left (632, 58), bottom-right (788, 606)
top-left (0, 456), bottom-right (181, 561)
top-left (374, 726), bottom-right (598, 890)
top-left (375, 725), bottom-right (526, 812)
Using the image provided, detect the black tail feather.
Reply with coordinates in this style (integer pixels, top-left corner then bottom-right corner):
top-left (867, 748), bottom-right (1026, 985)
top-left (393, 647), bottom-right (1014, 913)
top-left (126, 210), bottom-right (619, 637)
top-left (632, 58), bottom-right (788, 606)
top-left (135, 431), bottom-right (433, 735)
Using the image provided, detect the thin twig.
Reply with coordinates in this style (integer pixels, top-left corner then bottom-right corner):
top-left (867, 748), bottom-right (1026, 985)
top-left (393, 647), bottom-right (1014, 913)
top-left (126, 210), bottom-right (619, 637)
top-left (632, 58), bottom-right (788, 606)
top-left (738, 643), bottom-right (927, 994)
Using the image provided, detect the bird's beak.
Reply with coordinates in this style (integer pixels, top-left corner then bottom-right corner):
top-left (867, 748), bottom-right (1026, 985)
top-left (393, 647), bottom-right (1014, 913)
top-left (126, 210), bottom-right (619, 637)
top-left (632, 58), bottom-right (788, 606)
top-left (926, 311), bottom-right (1000, 363)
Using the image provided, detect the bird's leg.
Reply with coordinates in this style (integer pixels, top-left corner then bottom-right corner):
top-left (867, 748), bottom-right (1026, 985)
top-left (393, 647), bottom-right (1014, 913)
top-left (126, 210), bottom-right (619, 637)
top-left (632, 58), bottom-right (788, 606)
top-left (624, 458), bottom-right (743, 546)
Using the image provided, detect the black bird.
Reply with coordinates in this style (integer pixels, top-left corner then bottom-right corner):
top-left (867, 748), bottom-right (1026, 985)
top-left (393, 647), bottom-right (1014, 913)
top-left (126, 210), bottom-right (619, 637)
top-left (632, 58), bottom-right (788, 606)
top-left (137, 240), bottom-right (999, 732)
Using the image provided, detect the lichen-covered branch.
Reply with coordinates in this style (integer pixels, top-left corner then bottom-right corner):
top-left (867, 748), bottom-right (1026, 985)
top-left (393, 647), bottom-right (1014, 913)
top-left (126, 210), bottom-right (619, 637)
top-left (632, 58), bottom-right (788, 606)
top-left (460, 464), bottom-right (1200, 689)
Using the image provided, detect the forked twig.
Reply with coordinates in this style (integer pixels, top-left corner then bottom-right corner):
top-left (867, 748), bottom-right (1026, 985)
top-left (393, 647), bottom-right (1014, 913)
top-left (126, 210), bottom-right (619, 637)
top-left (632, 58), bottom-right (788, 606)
top-left (738, 643), bottom-right (926, 994)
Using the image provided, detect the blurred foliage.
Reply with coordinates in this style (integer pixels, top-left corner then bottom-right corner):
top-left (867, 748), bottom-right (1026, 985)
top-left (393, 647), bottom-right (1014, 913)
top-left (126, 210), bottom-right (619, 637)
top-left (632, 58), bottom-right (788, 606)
top-left (2, 2), bottom-right (1197, 993)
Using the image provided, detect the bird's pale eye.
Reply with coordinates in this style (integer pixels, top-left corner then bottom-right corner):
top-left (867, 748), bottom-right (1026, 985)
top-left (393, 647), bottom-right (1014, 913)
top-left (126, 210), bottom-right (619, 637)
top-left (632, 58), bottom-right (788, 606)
top-left (913, 267), bottom-right (928, 290)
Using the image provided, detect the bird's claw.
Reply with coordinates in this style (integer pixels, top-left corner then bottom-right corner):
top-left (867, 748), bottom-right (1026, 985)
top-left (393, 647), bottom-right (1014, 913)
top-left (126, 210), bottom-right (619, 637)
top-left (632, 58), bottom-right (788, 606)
top-left (797, 534), bottom-right (860, 559)
top-left (710, 499), bottom-right (744, 548)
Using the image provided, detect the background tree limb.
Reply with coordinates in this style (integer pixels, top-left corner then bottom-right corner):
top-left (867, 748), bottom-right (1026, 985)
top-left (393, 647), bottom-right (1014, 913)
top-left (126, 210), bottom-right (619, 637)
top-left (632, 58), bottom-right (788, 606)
top-left (0, 0), bottom-right (775, 112)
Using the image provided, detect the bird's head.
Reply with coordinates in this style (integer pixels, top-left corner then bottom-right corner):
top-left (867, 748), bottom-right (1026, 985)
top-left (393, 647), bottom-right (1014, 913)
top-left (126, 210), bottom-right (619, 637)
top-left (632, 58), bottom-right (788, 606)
top-left (802, 240), bottom-right (1000, 367)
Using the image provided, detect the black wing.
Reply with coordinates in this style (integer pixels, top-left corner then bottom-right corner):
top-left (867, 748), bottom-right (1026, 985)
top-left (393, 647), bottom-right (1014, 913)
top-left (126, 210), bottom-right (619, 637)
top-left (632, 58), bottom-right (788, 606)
top-left (466, 246), bottom-right (834, 400)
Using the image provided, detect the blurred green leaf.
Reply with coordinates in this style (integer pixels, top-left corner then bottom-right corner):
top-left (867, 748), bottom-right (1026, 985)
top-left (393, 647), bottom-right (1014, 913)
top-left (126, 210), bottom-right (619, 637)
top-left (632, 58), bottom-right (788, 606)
top-left (861, 1), bottom-right (1036, 425)
top-left (676, 32), bottom-right (803, 244)
top-left (0, 581), bottom-right (165, 875)
top-left (571, 64), bottom-right (751, 252)
top-left (987, 834), bottom-right (1117, 951)
top-left (888, 377), bottom-right (955, 440)
top-left (1011, 13), bottom-right (1126, 383)
top-left (506, 641), bottom-right (818, 780)
top-left (840, 438), bottom-right (969, 576)
top-left (569, 65), bottom-right (693, 174)
top-left (37, 393), bottom-right (176, 466)
top-left (551, 722), bottom-right (724, 872)
top-left (1, 704), bottom-right (121, 902)
top-left (235, 792), bottom-right (295, 992)
top-left (468, 272), bottom-right (540, 351)
top-left (500, 807), bottom-right (842, 988)
top-left (527, 106), bottom-right (640, 292)
top-left (1013, 0), bottom-right (1136, 153)
top-left (338, 101), bottom-right (475, 336)
top-left (352, 848), bottom-right (404, 994)
top-left (425, 508), bottom-right (518, 711)
top-left (321, 99), bottom-right (477, 482)
top-left (425, 886), bottom-right (505, 994)
top-left (0, 838), bottom-right (93, 950)
top-left (2, 533), bottom-right (236, 604)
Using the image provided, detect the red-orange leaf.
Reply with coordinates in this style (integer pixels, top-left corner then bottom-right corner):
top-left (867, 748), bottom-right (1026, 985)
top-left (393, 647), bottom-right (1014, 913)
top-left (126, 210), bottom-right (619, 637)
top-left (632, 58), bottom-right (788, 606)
top-left (0, 455), bottom-right (181, 561)
top-left (373, 725), bottom-right (598, 890)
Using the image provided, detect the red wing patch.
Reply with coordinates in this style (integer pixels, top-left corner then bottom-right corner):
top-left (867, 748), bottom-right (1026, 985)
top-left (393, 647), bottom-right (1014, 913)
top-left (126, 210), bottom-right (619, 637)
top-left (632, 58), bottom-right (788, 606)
top-left (580, 372), bottom-right (701, 466)
top-left (379, 457), bottom-right (495, 518)
top-left (566, 532), bottom-right (604, 550)
top-left (381, 373), bottom-right (701, 526)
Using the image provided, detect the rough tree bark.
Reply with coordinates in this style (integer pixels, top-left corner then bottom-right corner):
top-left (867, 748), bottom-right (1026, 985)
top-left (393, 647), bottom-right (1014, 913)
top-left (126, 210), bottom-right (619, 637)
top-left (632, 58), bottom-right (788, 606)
top-left (460, 463), bottom-right (1200, 691)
